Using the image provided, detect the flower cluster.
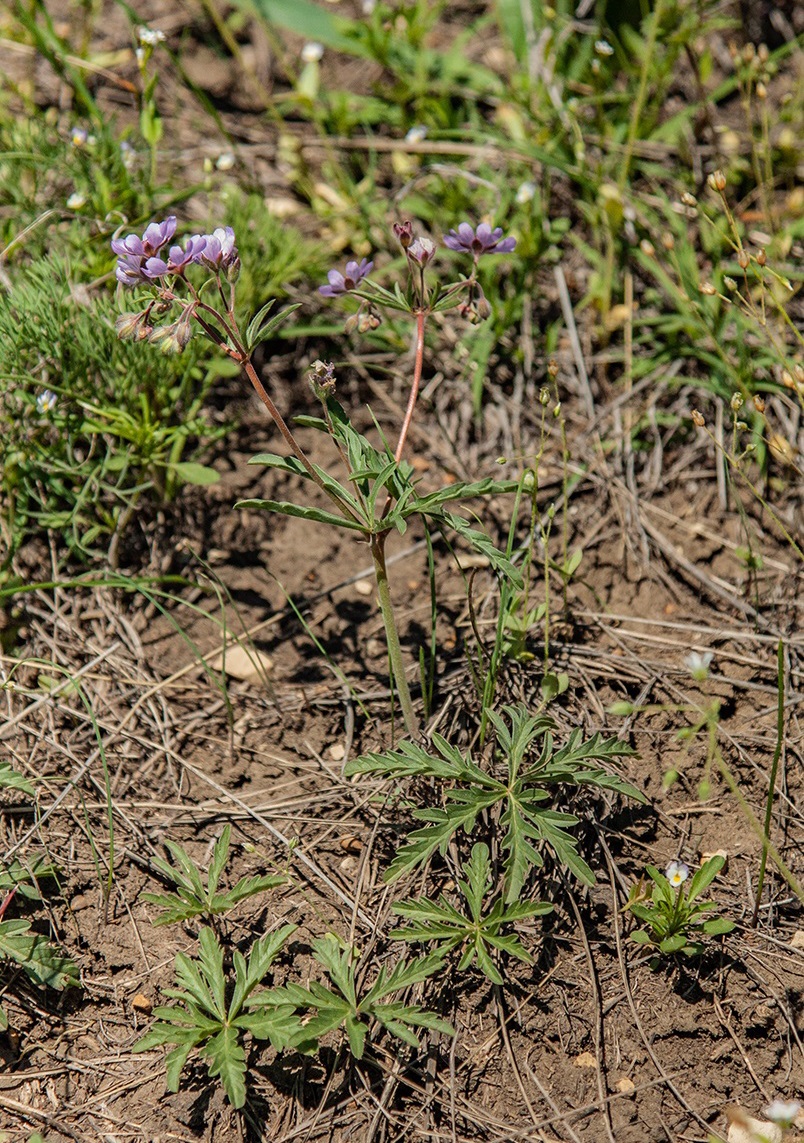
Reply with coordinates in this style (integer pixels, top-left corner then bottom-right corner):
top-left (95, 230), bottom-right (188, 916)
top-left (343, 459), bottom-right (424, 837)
top-left (111, 219), bottom-right (239, 288)
top-left (318, 220), bottom-right (516, 301)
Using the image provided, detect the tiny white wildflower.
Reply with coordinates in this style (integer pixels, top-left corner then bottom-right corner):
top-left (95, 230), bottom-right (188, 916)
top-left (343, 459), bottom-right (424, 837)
top-left (301, 42), bottom-right (324, 63)
top-left (138, 26), bottom-right (166, 47)
top-left (70, 127), bottom-right (88, 147)
top-left (665, 860), bottom-right (689, 888)
top-left (66, 192), bottom-right (86, 210)
top-left (516, 181), bottom-right (536, 204)
top-left (595, 39), bottom-right (614, 56)
top-left (215, 151), bottom-right (236, 171)
top-left (120, 140), bottom-right (136, 168)
top-left (684, 650), bottom-right (713, 680)
top-left (36, 390), bottom-right (58, 414)
top-left (764, 1101), bottom-right (802, 1128)
top-left (405, 125), bottom-right (428, 144)
top-left (135, 47), bottom-right (146, 67)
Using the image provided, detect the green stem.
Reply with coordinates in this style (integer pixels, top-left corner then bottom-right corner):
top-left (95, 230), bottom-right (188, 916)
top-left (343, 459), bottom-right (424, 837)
top-left (371, 536), bottom-right (418, 737)
top-left (752, 638), bottom-right (785, 926)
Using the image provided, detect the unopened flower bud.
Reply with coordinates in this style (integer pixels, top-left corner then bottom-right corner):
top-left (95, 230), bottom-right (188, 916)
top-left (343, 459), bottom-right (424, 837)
top-left (553, 402), bottom-right (561, 418)
top-left (781, 370), bottom-right (795, 389)
top-left (539, 387), bottom-right (549, 406)
top-left (737, 249), bottom-right (749, 269)
top-left (475, 288), bottom-right (491, 321)
top-left (547, 359), bottom-right (559, 379)
top-left (730, 392), bottom-right (744, 411)
top-left (308, 359), bottom-right (336, 398)
top-left (408, 236), bottom-right (435, 267)
top-left (116, 311), bottom-right (146, 339)
top-left (794, 364), bottom-right (804, 383)
top-left (756, 248), bottom-right (766, 266)
top-left (756, 81), bottom-right (767, 100)
top-left (701, 282), bottom-right (717, 295)
top-left (723, 275), bottom-right (737, 290)
top-left (753, 395), bottom-right (765, 413)
top-left (226, 255), bottom-right (241, 283)
top-left (357, 310), bottom-right (381, 333)
top-left (691, 409), bottom-right (705, 426)
top-left (393, 220), bottom-right (413, 250)
top-left (757, 43), bottom-right (769, 63)
top-left (661, 232), bottom-right (675, 251)
top-left (742, 43), bottom-right (755, 64)
top-left (680, 191), bottom-right (697, 207)
top-left (708, 169), bottom-right (727, 192)
top-left (344, 313), bottom-right (359, 335)
top-left (640, 239), bottom-right (655, 257)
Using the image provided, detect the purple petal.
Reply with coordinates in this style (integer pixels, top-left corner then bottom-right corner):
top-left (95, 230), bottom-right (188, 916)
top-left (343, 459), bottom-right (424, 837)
top-left (476, 222), bottom-right (493, 244)
top-left (456, 222), bottom-right (475, 246)
top-left (344, 261), bottom-right (360, 279)
top-left (144, 256), bottom-right (169, 278)
top-left (495, 236), bottom-right (517, 253)
top-left (442, 234), bottom-right (462, 251)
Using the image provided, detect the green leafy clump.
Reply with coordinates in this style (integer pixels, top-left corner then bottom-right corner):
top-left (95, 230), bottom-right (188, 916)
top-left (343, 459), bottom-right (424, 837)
top-left (142, 825), bottom-right (286, 926)
top-left (134, 924), bottom-right (300, 1108)
top-left (0, 254), bottom-right (231, 570)
top-left (391, 842), bottom-right (552, 985)
top-left (0, 764), bottom-right (79, 1029)
top-left (346, 704), bottom-right (643, 898)
top-left (253, 934), bottom-right (453, 1061)
top-left (625, 855), bottom-right (735, 957)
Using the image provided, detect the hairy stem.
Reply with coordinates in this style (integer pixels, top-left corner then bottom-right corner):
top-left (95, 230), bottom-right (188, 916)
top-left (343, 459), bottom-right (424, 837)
top-left (394, 310), bottom-right (426, 464)
top-left (371, 536), bottom-right (418, 736)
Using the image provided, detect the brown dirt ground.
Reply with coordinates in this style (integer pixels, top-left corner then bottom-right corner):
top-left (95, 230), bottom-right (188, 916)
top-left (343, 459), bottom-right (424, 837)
top-left (1, 2), bottom-right (803, 1142)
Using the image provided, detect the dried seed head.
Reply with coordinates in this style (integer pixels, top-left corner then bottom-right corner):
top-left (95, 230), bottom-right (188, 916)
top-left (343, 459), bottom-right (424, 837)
top-left (781, 370), bottom-right (795, 389)
top-left (742, 43), bottom-right (756, 64)
top-left (756, 81), bottom-right (767, 100)
top-left (737, 249), bottom-right (750, 269)
top-left (539, 387), bottom-right (550, 406)
top-left (691, 409), bottom-right (705, 427)
top-left (753, 395), bottom-right (766, 413)
top-left (768, 433), bottom-right (796, 468)
top-left (757, 43), bottom-right (769, 64)
top-left (756, 248), bottom-right (766, 266)
top-left (547, 359), bottom-right (559, 379)
top-left (701, 282), bottom-right (717, 296)
top-left (707, 169), bottom-right (727, 193)
top-left (680, 191), bottom-right (697, 207)
top-left (661, 232), bottom-right (675, 251)
top-left (723, 276), bottom-right (737, 290)
top-left (794, 364), bottom-right (804, 383)
top-left (730, 392), bottom-right (744, 411)
top-left (640, 239), bottom-right (655, 257)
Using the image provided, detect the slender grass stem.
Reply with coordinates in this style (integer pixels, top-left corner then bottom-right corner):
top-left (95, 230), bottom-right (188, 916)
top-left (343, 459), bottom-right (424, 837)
top-left (751, 638), bottom-right (785, 926)
top-left (394, 310), bottom-right (426, 464)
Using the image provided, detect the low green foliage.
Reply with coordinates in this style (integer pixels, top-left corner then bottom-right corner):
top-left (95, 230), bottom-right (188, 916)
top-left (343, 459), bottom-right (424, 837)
top-left (391, 842), bottom-right (551, 985)
top-left (142, 825), bottom-right (286, 926)
top-left (626, 855), bottom-right (734, 957)
top-left (133, 924), bottom-right (300, 1109)
top-left (0, 763), bottom-right (79, 1029)
top-left (254, 934), bottom-right (452, 1061)
top-left (346, 704), bottom-right (643, 897)
top-left (0, 254), bottom-right (230, 571)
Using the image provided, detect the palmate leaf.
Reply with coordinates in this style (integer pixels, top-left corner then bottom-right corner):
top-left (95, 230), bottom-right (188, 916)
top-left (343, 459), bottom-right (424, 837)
top-left (136, 924), bottom-right (297, 1108)
top-left (384, 795), bottom-right (497, 884)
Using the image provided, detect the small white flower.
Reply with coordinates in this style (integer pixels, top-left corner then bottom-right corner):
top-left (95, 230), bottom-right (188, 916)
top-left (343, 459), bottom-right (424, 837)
top-left (66, 192), bottom-right (86, 210)
top-left (301, 42), bottom-right (324, 63)
top-left (684, 650), bottom-right (713, 680)
top-left (138, 26), bottom-right (166, 47)
top-left (595, 39), bottom-right (614, 56)
top-left (405, 125), bottom-right (428, 144)
top-left (215, 151), bottom-right (236, 171)
top-left (120, 140), bottom-right (136, 169)
top-left (71, 127), bottom-right (88, 147)
top-left (665, 860), bottom-right (689, 888)
top-left (36, 390), bottom-right (58, 414)
top-left (516, 181), bottom-right (536, 204)
top-left (764, 1101), bottom-right (802, 1128)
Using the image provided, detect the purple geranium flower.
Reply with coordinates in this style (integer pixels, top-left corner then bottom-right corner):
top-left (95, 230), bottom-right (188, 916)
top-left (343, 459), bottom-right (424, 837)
top-left (115, 254), bottom-right (151, 287)
top-left (141, 216), bottom-right (177, 256)
top-left (443, 222), bottom-right (516, 257)
top-left (200, 226), bottom-right (237, 270)
top-left (163, 235), bottom-right (207, 274)
top-left (319, 258), bottom-right (373, 297)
